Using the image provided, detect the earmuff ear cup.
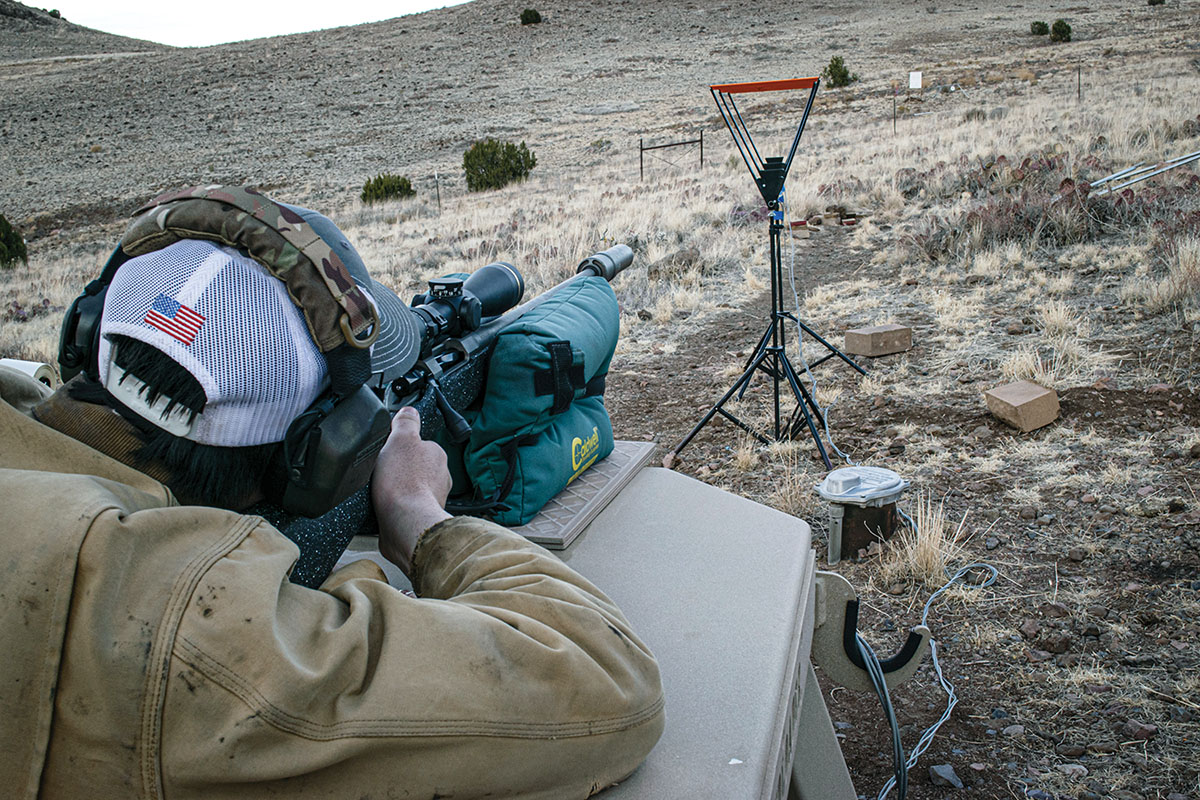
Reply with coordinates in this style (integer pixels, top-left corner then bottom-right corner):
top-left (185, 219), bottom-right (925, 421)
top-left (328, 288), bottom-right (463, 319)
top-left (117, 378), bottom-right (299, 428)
top-left (278, 386), bottom-right (392, 518)
top-left (57, 285), bottom-right (108, 384)
top-left (57, 247), bottom-right (130, 384)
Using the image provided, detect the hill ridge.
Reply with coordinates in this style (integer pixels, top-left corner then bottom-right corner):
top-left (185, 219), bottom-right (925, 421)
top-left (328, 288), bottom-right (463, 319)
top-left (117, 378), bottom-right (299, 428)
top-left (0, 0), bottom-right (165, 61)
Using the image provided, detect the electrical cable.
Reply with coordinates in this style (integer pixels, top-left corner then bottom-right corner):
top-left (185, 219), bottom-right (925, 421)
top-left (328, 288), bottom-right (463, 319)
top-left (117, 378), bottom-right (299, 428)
top-left (869, 555), bottom-right (1000, 800)
top-left (856, 632), bottom-right (908, 799)
top-left (780, 192), bottom-right (856, 465)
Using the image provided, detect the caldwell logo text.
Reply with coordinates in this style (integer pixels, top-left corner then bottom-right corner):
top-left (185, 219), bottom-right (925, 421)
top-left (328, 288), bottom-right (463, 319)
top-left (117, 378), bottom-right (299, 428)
top-left (570, 426), bottom-right (601, 480)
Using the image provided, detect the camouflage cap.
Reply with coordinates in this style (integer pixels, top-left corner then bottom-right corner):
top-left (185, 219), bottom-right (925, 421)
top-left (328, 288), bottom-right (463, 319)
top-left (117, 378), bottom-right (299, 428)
top-left (277, 203), bottom-right (421, 379)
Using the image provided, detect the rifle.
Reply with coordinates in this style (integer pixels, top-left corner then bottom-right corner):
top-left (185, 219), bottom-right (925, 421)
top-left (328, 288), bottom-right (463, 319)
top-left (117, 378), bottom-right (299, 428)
top-left (256, 244), bottom-right (634, 587)
top-left (383, 243), bottom-right (631, 439)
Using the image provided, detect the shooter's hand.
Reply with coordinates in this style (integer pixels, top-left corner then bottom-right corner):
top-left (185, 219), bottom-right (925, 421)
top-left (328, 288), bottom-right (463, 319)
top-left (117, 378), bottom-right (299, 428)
top-left (371, 407), bottom-right (453, 577)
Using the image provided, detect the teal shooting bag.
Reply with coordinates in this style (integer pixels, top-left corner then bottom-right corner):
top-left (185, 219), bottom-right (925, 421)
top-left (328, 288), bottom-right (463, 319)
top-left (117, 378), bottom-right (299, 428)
top-left (443, 274), bottom-right (619, 526)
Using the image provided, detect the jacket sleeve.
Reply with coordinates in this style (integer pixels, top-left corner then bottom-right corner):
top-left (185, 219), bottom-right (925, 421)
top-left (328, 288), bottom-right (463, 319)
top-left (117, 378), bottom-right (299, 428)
top-left (160, 516), bottom-right (665, 800)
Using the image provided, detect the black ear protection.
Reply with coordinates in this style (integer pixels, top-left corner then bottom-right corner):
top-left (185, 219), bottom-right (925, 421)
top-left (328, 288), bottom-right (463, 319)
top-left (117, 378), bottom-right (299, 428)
top-left (56, 189), bottom-right (391, 519)
top-left (58, 247), bottom-right (128, 384)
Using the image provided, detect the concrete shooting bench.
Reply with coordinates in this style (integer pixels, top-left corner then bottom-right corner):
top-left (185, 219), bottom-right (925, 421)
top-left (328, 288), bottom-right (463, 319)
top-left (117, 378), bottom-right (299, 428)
top-left (339, 444), bottom-right (927, 799)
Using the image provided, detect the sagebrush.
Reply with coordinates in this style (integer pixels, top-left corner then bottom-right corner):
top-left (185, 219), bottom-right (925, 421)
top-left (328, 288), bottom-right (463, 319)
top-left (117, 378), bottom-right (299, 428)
top-left (462, 139), bottom-right (537, 193)
top-left (520, 8), bottom-right (542, 24)
top-left (1030, 20), bottom-right (1049, 35)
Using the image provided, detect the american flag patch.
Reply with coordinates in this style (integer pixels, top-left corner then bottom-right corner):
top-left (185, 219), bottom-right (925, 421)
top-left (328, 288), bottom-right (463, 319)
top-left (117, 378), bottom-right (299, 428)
top-left (144, 294), bottom-right (205, 345)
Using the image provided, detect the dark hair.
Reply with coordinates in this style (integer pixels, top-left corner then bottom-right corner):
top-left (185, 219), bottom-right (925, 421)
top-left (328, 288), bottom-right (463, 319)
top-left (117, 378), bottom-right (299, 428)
top-left (70, 335), bottom-right (279, 508)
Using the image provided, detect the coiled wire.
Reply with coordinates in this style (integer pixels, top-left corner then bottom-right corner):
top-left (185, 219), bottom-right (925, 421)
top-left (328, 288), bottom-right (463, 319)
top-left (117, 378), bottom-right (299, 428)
top-left (864, 562), bottom-right (1000, 800)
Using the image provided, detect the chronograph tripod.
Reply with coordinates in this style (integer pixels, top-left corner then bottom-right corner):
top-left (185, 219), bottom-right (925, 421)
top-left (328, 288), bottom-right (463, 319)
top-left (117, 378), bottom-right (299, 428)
top-left (671, 77), bottom-right (865, 469)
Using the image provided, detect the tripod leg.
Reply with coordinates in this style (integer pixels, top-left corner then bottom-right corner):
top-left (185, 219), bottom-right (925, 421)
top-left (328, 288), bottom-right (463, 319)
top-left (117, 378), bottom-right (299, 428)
top-left (780, 355), bottom-right (833, 470)
top-left (736, 321), bottom-right (775, 401)
top-left (795, 319), bottom-right (867, 376)
top-left (772, 332), bottom-right (828, 434)
top-left (785, 402), bottom-right (806, 438)
top-left (672, 350), bottom-right (768, 456)
top-left (716, 407), bottom-right (772, 445)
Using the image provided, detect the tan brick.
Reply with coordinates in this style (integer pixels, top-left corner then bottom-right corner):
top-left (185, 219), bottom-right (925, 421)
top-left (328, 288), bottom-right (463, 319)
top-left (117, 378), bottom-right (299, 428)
top-left (844, 323), bottom-right (912, 357)
top-left (984, 380), bottom-right (1060, 432)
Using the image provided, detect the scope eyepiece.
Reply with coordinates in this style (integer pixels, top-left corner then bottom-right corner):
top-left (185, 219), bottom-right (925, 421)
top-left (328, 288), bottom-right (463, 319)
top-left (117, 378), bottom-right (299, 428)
top-left (410, 262), bottom-right (526, 342)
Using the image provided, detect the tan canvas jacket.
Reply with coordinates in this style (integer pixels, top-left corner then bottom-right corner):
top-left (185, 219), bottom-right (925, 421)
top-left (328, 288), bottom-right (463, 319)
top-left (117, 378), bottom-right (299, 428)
top-left (0, 366), bottom-right (664, 799)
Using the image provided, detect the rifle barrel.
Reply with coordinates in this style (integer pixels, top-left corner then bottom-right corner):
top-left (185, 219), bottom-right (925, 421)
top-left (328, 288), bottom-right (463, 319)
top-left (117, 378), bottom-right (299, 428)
top-left (455, 245), bottom-right (633, 355)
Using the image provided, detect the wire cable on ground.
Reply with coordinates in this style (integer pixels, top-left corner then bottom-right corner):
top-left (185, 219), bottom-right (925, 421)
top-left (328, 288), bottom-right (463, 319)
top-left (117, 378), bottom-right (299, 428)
top-left (865, 560), bottom-right (1000, 800)
top-left (856, 632), bottom-right (908, 799)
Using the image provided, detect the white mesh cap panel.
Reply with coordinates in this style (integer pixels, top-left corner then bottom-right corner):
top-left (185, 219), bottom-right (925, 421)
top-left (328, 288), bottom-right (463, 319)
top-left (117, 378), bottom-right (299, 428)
top-left (98, 239), bottom-right (327, 446)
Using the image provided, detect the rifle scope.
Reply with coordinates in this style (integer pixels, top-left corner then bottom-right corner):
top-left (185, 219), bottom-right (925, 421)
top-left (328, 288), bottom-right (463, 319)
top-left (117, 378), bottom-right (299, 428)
top-left (410, 262), bottom-right (526, 341)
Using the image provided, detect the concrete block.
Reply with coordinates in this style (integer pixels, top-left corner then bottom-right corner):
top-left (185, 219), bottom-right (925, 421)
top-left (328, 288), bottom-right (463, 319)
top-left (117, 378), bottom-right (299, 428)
top-left (844, 323), bottom-right (912, 357)
top-left (984, 380), bottom-right (1059, 432)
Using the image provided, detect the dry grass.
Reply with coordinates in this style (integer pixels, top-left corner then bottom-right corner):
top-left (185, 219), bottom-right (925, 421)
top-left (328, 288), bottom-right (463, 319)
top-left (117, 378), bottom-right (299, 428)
top-left (879, 492), bottom-right (970, 588)
top-left (1038, 299), bottom-right (1090, 341)
top-left (1119, 236), bottom-right (1200, 312)
top-left (764, 444), bottom-right (824, 521)
top-left (998, 341), bottom-right (1114, 389)
top-left (733, 435), bottom-right (760, 471)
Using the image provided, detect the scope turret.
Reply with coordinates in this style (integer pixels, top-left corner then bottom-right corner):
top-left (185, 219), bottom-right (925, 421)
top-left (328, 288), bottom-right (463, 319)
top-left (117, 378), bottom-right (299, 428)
top-left (410, 261), bottom-right (525, 341)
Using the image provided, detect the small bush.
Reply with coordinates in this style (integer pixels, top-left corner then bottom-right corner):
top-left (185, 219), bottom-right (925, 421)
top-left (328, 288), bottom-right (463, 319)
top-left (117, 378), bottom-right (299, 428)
top-left (1148, 0), bottom-right (1165, 6)
top-left (1030, 20), bottom-right (1049, 35)
top-left (361, 173), bottom-right (415, 205)
top-left (1050, 19), bottom-right (1072, 42)
top-left (520, 8), bottom-right (542, 24)
top-left (48, 9), bottom-right (61, 19)
top-left (0, 214), bottom-right (28, 269)
top-left (822, 55), bottom-right (859, 88)
top-left (462, 139), bottom-right (537, 192)
top-left (964, 108), bottom-right (987, 123)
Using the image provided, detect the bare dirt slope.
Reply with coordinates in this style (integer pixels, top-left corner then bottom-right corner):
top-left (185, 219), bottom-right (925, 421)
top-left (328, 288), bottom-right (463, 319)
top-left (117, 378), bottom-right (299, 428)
top-left (3, 0), bottom-right (1195, 236)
